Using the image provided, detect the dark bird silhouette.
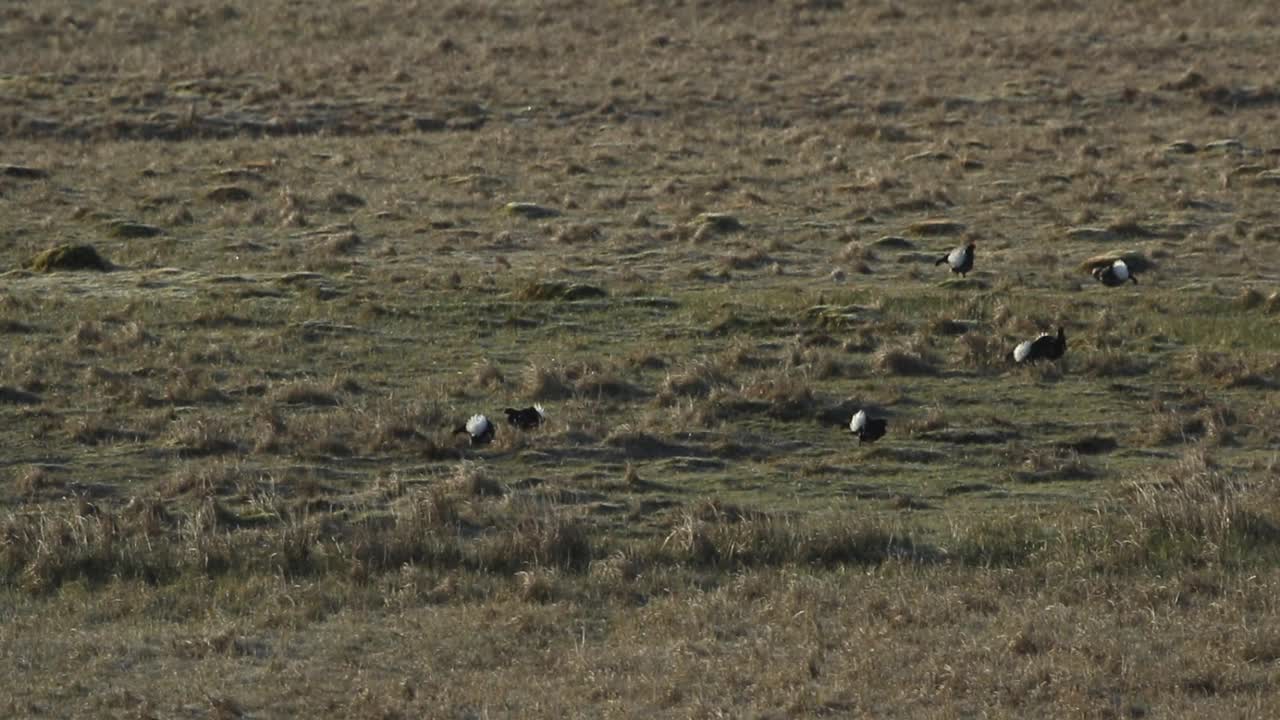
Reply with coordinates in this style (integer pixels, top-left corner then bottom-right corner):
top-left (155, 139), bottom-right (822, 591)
top-left (1009, 326), bottom-right (1067, 364)
top-left (1093, 259), bottom-right (1138, 286)
top-left (453, 414), bottom-right (495, 445)
top-left (935, 241), bottom-right (976, 277)
top-left (504, 404), bottom-right (545, 430)
top-left (849, 409), bottom-right (888, 443)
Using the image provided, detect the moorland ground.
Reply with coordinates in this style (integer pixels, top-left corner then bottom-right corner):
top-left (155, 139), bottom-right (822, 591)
top-left (3, 1), bottom-right (1280, 717)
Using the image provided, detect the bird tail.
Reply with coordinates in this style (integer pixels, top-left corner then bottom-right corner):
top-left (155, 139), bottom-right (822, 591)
top-left (1130, 275), bottom-right (1138, 284)
top-left (934, 256), bottom-right (947, 266)
top-left (453, 425), bottom-right (468, 435)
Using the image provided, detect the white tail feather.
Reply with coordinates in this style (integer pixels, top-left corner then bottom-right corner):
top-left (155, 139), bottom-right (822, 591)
top-left (1013, 340), bottom-right (1033, 363)
top-left (466, 414), bottom-right (490, 435)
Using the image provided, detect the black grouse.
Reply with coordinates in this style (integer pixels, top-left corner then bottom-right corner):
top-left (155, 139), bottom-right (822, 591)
top-left (1010, 326), bottom-right (1066, 364)
top-left (849, 409), bottom-right (888, 443)
top-left (1093, 259), bottom-right (1137, 286)
top-left (504, 404), bottom-right (546, 430)
top-left (454, 414), bottom-right (495, 445)
top-left (935, 241), bottom-right (976, 277)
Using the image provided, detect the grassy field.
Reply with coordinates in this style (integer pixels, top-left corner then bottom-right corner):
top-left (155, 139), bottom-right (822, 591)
top-left (4, 1), bottom-right (1280, 717)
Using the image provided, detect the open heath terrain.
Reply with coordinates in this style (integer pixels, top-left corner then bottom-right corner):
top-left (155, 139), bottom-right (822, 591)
top-left (3, 1), bottom-right (1280, 717)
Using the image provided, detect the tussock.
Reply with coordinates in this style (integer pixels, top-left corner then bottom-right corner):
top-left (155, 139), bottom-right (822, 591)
top-left (206, 185), bottom-right (253, 203)
top-left (29, 244), bottom-right (111, 272)
top-left (1080, 350), bottom-right (1147, 377)
top-left (105, 220), bottom-right (164, 239)
top-left (448, 461), bottom-right (504, 498)
top-left (1121, 450), bottom-right (1280, 553)
top-left (514, 279), bottom-right (607, 301)
top-left (660, 358), bottom-right (734, 399)
top-left (872, 345), bottom-right (938, 376)
top-left (521, 362), bottom-right (574, 401)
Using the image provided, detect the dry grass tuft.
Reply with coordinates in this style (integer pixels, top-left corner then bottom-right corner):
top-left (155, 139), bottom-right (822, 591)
top-left (1080, 350), bottom-right (1147, 377)
top-left (551, 223), bottom-right (603, 244)
top-left (872, 344), bottom-right (939, 376)
top-left (1120, 450), bottom-right (1278, 554)
top-left (1013, 447), bottom-right (1097, 483)
top-left (574, 366), bottom-right (640, 400)
top-left (270, 382), bottom-right (340, 407)
top-left (740, 375), bottom-right (815, 421)
top-left (660, 358), bottom-right (734, 399)
top-left (447, 461), bottom-right (504, 498)
top-left (718, 248), bottom-right (772, 270)
top-left (516, 569), bottom-right (558, 603)
top-left (1238, 287), bottom-right (1265, 309)
top-left (471, 359), bottom-right (506, 390)
top-left (514, 279), bottom-right (607, 301)
top-left (521, 362), bottom-right (575, 401)
top-left (957, 332), bottom-right (1005, 371)
top-left (905, 406), bottom-right (946, 435)
top-left (29, 244), bottom-right (111, 272)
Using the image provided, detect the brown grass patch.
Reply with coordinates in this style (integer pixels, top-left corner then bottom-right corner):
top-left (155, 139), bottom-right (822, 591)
top-left (872, 344), bottom-right (939, 376)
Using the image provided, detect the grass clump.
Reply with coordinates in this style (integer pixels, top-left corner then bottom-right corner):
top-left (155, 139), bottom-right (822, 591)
top-left (514, 279), bottom-right (607, 301)
top-left (1114, 450), bottom-right (1280, 566)
top-left (28, 244), bottom-right (112, 272)
top-left (503, 202), bottom-right (560, 219)
top-left (660, 358), bottom-right (734, 399)
top-left (105, 220), bottom-right (164, 239)
top-left (521, 362), bottom-right (575, 401)
top-left (872, 344), bottom-right (939, 376)
top-left (206, 185), bottom-right (253, 203)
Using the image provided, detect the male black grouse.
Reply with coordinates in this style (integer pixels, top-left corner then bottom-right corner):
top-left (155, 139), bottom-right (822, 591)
top-left (504, 404), bottom-right (545, 430)
top-left (1093, 259), bottom-right (1137, 286)
top-left (454, 414), bottom-right (495, 445)
top-left (935, 241), bottom-right (976, 277)
top-left (849, 409), bottom-right (888, 443)
top-left (1010, 326), bottom-right (1066, 364)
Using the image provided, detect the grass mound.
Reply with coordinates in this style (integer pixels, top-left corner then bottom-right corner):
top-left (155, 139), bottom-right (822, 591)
top-left (28, 244), bottom-right (111, 272)
top-left (872, 345), bottom-right (939, 376)
top-left (504, 202), bottom-right (560, 219)
top-left (692, 212), bottom-right (744, 233)
top-left (908, 219), bottom-right (966, 235)
top-left (514, 280), bottom-right (607, 301)
top-left (206, 185), bottom-right (253, 202)
top-left (105, 220), bottom-right (164, 239)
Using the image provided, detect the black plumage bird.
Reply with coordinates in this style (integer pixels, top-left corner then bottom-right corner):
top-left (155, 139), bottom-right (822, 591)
top-left (454, 414), bottom-right (495, 445)
top-left (1093, 259), bottom-right (1138, 286)
top-left (849, 409), bottom-right (888, 443)
top-left (1009, 326), bottom-right (1066, 364)
top-left (935, 241), bottom-right (976, 277)
top-left (504, 403), bottom-right (546, 430)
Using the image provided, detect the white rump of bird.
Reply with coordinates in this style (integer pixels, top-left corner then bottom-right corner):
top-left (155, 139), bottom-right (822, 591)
top-left (1012, 340), bottom-right (1034, 363)
top-left (533, 403), bottom-right (546, 419)
top-left (849, 409), bottom-right (867, 433)
top-left (466, 414), bottom-right (491, 436)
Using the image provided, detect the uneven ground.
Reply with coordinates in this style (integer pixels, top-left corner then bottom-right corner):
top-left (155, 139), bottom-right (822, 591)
top-left (3, 1), bottom-right (1280, 717)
